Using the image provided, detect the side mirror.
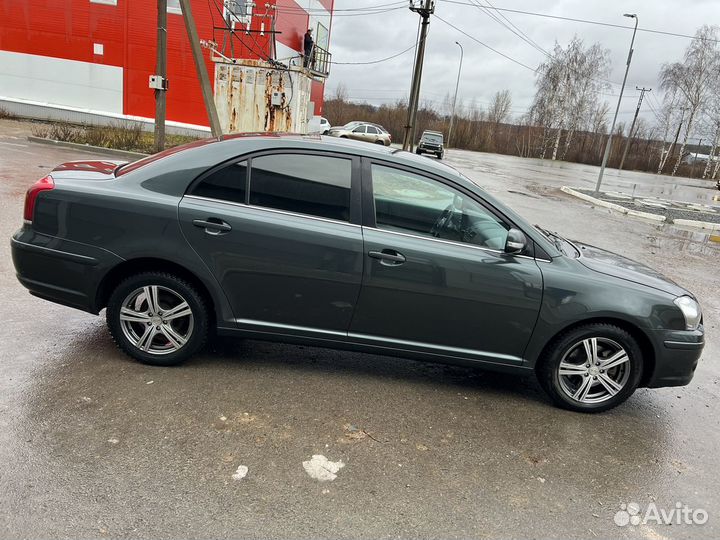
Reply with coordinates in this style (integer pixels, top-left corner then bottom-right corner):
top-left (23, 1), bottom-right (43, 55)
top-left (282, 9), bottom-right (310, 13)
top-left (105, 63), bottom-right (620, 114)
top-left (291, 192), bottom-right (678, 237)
top-left (505, 228), bottom-right (527, 254)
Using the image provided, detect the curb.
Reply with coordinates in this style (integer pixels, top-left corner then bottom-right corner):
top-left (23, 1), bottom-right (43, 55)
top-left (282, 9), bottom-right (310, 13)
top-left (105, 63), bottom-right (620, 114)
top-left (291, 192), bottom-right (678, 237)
top-left (560, 186), bottom-right (666, 223)
top-left (561, 186), bottom-right (720, 231)
top-left (27, 136), bottom-right (148, 160)
top-left (672, 218), bottom-right (720, 232)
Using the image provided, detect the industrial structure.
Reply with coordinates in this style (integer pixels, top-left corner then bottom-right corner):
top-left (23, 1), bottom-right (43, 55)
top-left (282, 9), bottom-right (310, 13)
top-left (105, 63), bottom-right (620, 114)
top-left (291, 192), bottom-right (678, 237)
top-left (0, 0), bottom-right (334, 134)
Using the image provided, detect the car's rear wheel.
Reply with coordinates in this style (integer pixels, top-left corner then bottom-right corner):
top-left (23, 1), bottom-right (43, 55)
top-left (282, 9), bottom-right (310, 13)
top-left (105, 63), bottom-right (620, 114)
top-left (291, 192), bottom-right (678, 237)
top-left (106, 272), bottom-right (208, 366)
top-left (375, 139), bottom-right (385, 145)
top-left (537, 323), bottom-right (643, 413)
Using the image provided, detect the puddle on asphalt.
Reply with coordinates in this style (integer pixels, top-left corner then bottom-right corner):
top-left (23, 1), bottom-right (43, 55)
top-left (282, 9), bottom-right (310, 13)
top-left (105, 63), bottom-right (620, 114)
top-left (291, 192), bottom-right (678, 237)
top-left (648, 226), bottom-right (720, 255)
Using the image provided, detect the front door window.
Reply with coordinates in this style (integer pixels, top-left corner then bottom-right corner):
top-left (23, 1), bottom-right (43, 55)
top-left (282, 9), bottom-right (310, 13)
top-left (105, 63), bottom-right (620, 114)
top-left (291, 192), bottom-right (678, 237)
top-left (371, 164), bottom-right (509, 250)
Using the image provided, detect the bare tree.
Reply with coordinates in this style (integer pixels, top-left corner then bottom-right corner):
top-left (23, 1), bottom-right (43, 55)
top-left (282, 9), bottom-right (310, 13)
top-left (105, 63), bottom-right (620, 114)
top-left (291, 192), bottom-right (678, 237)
top-left (529, 37), bottom-right (610, 161)
top-left (660, 25), bottom-right (719, 176)
top-left (487, 90), bottom-right (512, 125)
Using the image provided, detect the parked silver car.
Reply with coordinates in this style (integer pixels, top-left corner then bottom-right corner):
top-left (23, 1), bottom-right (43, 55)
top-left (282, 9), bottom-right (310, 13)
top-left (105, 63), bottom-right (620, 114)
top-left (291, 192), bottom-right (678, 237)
top-left (328, 121), bottom-right (392, 146)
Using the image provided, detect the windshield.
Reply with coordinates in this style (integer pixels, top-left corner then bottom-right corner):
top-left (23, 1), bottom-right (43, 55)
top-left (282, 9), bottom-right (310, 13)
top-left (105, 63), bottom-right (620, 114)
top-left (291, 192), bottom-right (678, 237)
top-left (423, 133), bottom-right (443, 143)
top-left (536, 226), bottom-right (579, 258)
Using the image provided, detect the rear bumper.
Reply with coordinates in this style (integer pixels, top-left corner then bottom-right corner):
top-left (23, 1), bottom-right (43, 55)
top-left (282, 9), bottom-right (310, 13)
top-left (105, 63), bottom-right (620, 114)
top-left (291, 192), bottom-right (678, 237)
top-left (11, 227), bottom-right (123, 314)
top-left (645, 327), bottom-right (704, 388)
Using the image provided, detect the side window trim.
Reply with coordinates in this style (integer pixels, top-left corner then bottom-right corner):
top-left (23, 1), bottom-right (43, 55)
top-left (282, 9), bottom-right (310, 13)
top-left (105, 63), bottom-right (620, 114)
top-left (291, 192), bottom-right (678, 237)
top-left (360, 157), bottom-right (533, 256)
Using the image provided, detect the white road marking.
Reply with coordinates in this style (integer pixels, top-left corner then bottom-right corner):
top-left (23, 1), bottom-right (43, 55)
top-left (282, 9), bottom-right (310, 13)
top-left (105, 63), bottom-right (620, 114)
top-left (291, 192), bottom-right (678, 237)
top-left (302, 454), bottom-right (345, 482)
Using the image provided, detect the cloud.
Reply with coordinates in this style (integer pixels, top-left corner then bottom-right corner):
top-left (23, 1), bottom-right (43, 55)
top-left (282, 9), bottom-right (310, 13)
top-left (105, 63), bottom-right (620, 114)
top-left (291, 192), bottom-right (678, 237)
top-left (326, 0), bottom-right (717, 124)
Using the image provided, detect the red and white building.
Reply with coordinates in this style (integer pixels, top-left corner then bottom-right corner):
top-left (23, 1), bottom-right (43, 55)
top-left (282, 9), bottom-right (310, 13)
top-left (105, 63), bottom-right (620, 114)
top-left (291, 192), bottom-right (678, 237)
top-left (0, 0), bottom-right (334, 133)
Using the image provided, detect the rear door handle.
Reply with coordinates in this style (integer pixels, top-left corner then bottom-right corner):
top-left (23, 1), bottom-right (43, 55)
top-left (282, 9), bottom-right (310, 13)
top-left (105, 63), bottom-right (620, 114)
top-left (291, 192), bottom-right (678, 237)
top-left (368, 249), bottom-right (406, 265)
top-left (192, 218), bottom-right (232, 235)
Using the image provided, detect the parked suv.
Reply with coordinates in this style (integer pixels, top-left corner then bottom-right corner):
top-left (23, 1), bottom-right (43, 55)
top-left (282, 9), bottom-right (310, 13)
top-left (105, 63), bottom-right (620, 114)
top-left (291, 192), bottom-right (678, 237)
top-left (416, 130), bottom-right (444, 159)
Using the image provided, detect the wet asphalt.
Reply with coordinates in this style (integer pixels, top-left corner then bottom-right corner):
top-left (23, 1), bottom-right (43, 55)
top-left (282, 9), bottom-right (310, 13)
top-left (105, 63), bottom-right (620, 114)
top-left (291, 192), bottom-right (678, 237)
top-left (0, 119), bottom-right (718, 539)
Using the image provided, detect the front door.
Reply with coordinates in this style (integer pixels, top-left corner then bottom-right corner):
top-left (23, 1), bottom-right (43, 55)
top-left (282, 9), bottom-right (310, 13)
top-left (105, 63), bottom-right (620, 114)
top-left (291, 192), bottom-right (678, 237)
top-left (179, 152), bottom-right (363, 334)
top-left (349, 162), bottom-right (543, 364)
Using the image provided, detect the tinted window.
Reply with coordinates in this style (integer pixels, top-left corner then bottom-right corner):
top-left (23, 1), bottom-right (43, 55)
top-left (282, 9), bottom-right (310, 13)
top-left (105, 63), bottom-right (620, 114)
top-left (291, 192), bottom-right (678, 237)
top-left (250, 154), bottom-right (352, 221)
top-left (371, 165), bottom-right (509, 250)
top-left (366, 126), bottom-right (379, 134)
top-left (352, 125), bottom-right (366, 133)
top-left (190, 160), bottom-right (247, 203)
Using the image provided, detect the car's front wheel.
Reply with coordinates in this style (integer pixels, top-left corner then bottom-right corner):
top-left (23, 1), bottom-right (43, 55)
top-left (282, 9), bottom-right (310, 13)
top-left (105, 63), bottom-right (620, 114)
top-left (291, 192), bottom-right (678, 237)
top-left (106, 272), bottom-right (208, 366)
top-left (537, 323), bottom-right (643, 413)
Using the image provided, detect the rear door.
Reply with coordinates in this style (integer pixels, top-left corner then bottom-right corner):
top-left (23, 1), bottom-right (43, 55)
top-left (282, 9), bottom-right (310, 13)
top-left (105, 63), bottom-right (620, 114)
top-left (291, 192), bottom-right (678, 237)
top-left (349, 160), bottom-right (543, 364)
top-left (366, 125), bottom-right (380, 143)
top-left (179, 151), bottom-right (364, 334)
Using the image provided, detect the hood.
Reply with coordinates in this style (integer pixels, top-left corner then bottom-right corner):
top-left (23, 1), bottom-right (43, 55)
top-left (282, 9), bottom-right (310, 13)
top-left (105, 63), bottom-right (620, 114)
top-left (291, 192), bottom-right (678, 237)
top-left (50, 160), bottom-right (125, 180)
top-left (574, 241), bottom-right (688, 297)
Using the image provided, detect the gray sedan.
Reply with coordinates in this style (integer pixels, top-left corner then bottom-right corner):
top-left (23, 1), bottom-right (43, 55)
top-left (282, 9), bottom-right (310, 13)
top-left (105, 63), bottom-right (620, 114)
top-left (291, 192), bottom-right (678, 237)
top-left (11, 135), bottom-right (704, 412)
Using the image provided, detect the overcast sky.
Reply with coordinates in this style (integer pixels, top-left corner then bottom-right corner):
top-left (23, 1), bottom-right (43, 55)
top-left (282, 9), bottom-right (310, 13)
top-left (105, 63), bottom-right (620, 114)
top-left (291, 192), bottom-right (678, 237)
top-left (326, 0), bottom-right (719, 127)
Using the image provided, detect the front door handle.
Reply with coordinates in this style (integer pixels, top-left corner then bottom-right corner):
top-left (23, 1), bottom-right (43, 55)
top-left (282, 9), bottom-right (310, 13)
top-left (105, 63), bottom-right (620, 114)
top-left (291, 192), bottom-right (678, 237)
top-left (193, 218), bottom-right (232, 235)
top-left (368, 249), bottom-right (406, 265)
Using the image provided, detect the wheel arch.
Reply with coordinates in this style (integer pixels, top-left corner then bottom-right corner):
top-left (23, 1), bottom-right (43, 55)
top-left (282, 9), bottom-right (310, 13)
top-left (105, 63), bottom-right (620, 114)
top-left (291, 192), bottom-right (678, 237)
top-left (533, 317), bottom-right (656, 387)
top-left (95, 258), bottom-right (218, 329)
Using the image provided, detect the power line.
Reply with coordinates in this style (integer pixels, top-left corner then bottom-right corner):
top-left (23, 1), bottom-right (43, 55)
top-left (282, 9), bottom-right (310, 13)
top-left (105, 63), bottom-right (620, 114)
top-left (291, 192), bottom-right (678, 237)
top-left (438, 0), bottom-right (720, 43)
top-left (275, 3), bottom-right (406, 17)
top-left (467, 0), bottom-right (549, 57)
top-left (331, 41), bottom-right (419, 64)
top-left (432, 13), bottom-right (538, 72)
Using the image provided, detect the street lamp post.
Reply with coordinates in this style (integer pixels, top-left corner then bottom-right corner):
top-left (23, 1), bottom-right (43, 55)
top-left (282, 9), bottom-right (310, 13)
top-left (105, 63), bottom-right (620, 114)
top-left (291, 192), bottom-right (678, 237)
top-left (447, 41), bottom-right (463, 148)
top-left (594, 13), bottom-right (639, 195)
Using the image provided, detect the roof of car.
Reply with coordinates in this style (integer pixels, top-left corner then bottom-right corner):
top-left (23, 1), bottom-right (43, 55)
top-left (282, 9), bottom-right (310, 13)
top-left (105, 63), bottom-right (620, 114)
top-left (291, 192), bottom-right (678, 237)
top-left (215, 132), bottom-right (457, 176)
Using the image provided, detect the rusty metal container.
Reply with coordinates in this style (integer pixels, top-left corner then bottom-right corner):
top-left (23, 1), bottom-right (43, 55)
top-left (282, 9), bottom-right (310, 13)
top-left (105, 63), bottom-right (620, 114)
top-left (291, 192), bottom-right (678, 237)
top-left (214, 60), bottom-right (311, 134)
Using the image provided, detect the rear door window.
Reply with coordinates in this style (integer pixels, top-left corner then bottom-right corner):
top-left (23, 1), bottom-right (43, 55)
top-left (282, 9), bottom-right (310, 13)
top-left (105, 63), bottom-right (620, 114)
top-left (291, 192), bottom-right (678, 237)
top-left (249, 154), bottom-right (352, 222)
top-left (189, 160), bottom-right (247, 203)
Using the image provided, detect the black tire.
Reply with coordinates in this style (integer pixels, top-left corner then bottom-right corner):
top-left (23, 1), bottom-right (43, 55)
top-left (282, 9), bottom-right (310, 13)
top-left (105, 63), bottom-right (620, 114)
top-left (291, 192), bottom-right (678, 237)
top-left (416, 149), bottom-right (422, 155)
top-left (537, 323), bottom-right (643, 413)
top-left (437, 152), bottom-right (443, 160)
top-left (375, 139), bottom-right (385, 145)
top-left (106, 272), bottom-right (209, 366)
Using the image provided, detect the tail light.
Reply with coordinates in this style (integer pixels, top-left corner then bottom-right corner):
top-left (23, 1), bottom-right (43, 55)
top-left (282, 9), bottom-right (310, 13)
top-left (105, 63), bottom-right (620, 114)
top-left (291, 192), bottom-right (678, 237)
top-left (24, 175), bottom-right (54, 222)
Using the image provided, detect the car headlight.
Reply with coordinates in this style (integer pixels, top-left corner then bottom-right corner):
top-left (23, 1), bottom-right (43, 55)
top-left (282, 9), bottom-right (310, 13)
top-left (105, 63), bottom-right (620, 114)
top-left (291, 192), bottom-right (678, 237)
top-left (674, 296), bottom-right (702, 330)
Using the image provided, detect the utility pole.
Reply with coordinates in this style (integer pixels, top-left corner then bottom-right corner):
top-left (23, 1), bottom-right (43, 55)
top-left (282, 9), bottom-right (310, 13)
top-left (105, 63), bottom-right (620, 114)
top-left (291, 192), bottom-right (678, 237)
top-left (178, 0), bottom-right (223, 137)
top-left (594, 13), bottom-right (638, 195)
top-left (447, 41), bottom-right (463, 148)
top-left (154, 0), bottom-right (168, 152)
top-left (618, 86), bottom-right (651, 171)
top-left (402, 0), bottom-right (434, 152)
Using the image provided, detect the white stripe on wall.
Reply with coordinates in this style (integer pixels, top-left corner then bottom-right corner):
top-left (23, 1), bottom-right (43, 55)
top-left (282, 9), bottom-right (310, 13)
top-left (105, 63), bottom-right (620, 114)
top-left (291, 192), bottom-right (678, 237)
top-left (0, 50), bottom-right (123, 115)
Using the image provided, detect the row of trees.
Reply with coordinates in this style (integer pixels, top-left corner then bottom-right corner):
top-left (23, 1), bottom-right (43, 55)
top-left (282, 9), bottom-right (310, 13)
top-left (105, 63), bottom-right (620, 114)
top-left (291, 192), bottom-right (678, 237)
top-left (325, 25), bottom-right (720, 180)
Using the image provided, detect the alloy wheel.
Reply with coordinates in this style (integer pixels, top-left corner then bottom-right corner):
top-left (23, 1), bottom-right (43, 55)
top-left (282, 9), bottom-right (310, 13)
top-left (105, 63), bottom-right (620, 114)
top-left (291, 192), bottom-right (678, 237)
top-left (119, 285), bottom-right (194, 356)
top-left (557, 337), bottom-right (631, 404)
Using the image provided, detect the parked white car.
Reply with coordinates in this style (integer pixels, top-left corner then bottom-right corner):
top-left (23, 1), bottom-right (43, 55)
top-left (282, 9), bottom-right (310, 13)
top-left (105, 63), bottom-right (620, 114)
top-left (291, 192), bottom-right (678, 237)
top-left (307, 116), bottom-right (331, 135)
